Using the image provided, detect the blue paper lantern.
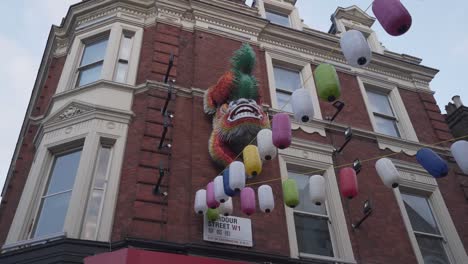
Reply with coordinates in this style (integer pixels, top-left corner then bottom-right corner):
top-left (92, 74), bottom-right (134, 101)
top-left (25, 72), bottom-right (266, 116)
top-left (416, 148), bottom-right (448, 178)
top-left (223, 169), bottom-right (236, 196)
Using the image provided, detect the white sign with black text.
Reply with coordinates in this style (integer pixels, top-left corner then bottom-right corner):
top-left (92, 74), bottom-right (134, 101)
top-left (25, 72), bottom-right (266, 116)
top-left (203, 215), bottom-right (253, 247)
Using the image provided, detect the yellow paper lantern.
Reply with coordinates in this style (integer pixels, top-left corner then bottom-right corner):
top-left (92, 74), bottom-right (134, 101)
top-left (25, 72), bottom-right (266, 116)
top-left (243, 145), bottom-right (262, 177)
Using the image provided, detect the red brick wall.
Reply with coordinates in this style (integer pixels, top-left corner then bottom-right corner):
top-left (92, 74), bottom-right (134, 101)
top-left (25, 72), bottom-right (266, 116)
top-left (0, 56), bottom-right (65, 245)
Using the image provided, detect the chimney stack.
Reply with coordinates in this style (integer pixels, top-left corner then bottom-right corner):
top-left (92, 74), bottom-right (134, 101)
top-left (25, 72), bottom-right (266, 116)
top-left (452, 95), bottom-right (464, 108)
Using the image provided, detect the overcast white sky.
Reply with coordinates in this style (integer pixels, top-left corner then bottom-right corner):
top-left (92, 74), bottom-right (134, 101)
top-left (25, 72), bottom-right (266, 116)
top-left (1, 0), bottom-right (467, 197)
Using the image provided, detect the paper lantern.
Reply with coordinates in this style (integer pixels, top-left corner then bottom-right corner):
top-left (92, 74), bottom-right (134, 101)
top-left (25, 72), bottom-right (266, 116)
top-left (309, 175), bottom-right (326, 206)
top-left (416, 148), bottom-right (448, 178)
top-left (375, 158), bottom-right (400, 188)
top-left (214, 175), bottom-right (229, 203)
top-left (340, 30), bottom-right (372, 67)
top-left (257, 129), bottom-right (277, 161)
top-left (218, 198), bottom-right (233, 216)
top-left (272, 113), bottom-right (292, 149)
top-left (339, 167), bottom-right (358, 199)
top-left (258, 185), bottom-right (274, 213)
top-left (194, 189), bottom-right (207, 215)
top-left (241, 187), bottom-right (256, 215)
top-left (372, 0), bottom-right (412, 36)
top-left (451, 140), bottom-right (468, 174)
top-left (222, 169), bottom-right (236, 196)
top-left (206, 181), bottom-right (220, 209)
top-left (282, 179), bottom-right (299, 208)
top-left (314, 63), bottom-right (341, 102)
top-left (291, 88), bottom-right (315, 122)
top-left (229, 161), bottom-right (246, 191)
top-left (206, 208), bottom-right (220, 221)
top-left (243, 145), bottom-right (262, 177)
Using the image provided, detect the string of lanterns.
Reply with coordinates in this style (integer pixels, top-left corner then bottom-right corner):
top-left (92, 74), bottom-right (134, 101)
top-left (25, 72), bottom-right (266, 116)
top-left (194, 0), bottom-right (467, 220)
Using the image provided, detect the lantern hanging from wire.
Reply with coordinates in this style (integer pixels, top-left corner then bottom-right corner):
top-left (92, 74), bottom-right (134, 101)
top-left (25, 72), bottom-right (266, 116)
top-left (375, 158), bottom-right (400, 188)
top-left (206, 208), bottom-right (220, 221)
top-left (372, 0), bottom-right (412, 36)
top-left (214, 175), bottom-right (229, 203)
top-left (314, 63), bottom-right (341, 102)
top-left (218, 198), bottom-right (233, 216)
top-left (451, 140), bottom-right (468, 174)
top-left (339, 167), bottom-right (358, 199)
top-left (340, 30), bottom-right (372, 67)
top-left (222, 169), bottom-right (236, 197)
top-left (257, 129), bottom-right (277, 161)
top-left (194, 189), bottom-right (208, 215)
top-left (241, 187), bottom-right (256, 215)
top-left (206, 181), bottom-right (220, 209)
top-left (229, 161), bottom-right (246, 192)
top-left (291, 88), bottom-right (315, 123)
top-left (258, 185), bottom-right (275, 213)
top-left (282, 179), bottom-right (299, 208)
top-left (309, 175), bottom-right (326, 206)
top-left (416, 148), bottom-right (448, 178)
top-left (272, 113), bottom-right (292, 149)
top-left (243, 145), bottom-right (262, 177)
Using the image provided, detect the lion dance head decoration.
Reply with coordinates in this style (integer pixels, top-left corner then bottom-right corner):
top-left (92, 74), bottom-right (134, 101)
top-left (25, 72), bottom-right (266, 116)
top-left (204, 44), bottom-right (270, 167)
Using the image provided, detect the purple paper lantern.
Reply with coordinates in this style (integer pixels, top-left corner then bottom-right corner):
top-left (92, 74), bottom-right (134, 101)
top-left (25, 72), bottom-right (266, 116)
top-left (241, 187), bottom-right (256, 215)
top-left (372, 0), bottom-right (412, 36)
top-left (272, 113), bottom-right (292, 149)
top-left (206, 181), bottom-right (220, 209)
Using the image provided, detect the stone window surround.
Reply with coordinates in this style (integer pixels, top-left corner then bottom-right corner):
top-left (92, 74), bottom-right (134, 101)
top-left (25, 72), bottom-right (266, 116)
top-left (56, 21), bottom-right (143, 94)
top-left (4, 103), bottom-right (130, 248)
top-left (391, 159), bottom-right (467, 263)
top-left (357, 76), bottom-right (419, 154)
top-left (278, 140), bottom-right (355, 263)
top-left (256, 0), bottom-right (302, 30)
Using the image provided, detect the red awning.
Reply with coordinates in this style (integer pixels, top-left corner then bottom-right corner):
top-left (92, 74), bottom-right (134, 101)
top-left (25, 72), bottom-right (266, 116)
top-left (84, 248), bottom-right (247, 264)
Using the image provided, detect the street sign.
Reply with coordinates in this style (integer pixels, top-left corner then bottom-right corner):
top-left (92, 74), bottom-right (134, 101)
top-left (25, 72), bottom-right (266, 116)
top-left (203, 215), bottom-right (253, 247)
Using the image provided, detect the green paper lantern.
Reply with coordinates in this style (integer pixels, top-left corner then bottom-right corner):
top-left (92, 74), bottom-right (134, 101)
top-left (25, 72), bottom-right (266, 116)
top-left (206, 208), bottom-right (220, 221)
top-left (282, 179), bottom-right (299, 208)
top-left (314, 63), bottom-right (341, 102)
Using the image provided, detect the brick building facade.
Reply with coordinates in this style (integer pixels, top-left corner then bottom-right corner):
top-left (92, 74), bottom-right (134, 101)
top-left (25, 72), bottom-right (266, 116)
top-left (0, 0), bottom-right (467, 263)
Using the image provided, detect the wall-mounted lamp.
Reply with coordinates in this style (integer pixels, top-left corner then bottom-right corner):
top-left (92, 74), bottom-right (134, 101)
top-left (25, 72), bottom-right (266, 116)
top-left (334, 127), bottom-right (353, 154)
top-left (153, 161), bottom-right (169, 196)
top-left (353, 159), bottom-right (362, 174)
top-left (352, 199), bottom-right (373, 229)
top-left (328, 100), bottom-right (345, 122)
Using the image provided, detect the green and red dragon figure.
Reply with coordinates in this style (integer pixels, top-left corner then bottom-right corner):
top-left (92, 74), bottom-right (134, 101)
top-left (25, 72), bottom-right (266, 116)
top-left (204, 44), bottom-right (270, 167)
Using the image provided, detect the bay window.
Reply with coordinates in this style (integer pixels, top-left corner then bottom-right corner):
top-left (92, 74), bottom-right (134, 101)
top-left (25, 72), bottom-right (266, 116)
top-left (76, 37), bottom-right (109, 87)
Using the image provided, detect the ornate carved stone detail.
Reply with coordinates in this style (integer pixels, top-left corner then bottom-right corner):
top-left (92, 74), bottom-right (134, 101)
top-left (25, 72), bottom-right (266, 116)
top-left (58, 106), bottom-right (86, 120)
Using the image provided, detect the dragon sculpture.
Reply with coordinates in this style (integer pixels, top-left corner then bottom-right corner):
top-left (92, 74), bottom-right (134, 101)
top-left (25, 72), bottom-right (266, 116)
top-left (204, 44), bottom-right (270, 167)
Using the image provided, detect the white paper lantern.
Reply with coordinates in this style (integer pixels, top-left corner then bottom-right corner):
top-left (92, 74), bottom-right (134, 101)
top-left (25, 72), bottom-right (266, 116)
top-left (291, 88), bottom-right (315, 123)
top-left (340, 30), bottom-right (372, 67)
top-left (257, 129), bottom-right (277, 161)
top-left (218, 198), bottom-right (233, 216)
top-left (451, 140), bottom-right (468, 174)
top-left (229, 161), bottom-right (246, 191)
top-left (376, 158), bottom-right (400, 188)
top-left (258, 185), bottom-right (275, 213)
top-left (194, 189), bottom-right (207, 215)
top-left (309, 175), bottom-right (326, 206)
top-left (214, 175), bottom-right (229, 203)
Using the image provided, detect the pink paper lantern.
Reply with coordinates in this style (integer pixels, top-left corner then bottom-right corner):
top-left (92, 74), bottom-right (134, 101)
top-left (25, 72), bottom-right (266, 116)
top-left (206, 181), bottom-right (220, 209)
top-left (272, 113), bottom-right (292, 149)
top-left (372, 0), bottom-right (412, 36)
top-left (241, 187), bottom-right (256, 215)
top-left (339, 167), bottom-right (358, 199)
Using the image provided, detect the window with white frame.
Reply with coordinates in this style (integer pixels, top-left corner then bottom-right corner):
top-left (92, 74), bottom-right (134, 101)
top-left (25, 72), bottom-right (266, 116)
top-left (273, 66), bottom-right (302, 112)
top-left (366, 89), bottom-right (401, 138)
top-left (56, 22), bottom-right (143, 93)
top-left (76, 36), bottom-right (109, 87)
top-left (82, 141), bottom-right (113, 240)
top-left (289, 171), bottom-right (334, 257)
top-left (265, 8), bottom-right (291, 27)
top-left (113, 32), bottom-right (134, 83)
top-left (32, 148), bottom-right (82, 238)
top-left (400, 191), bottom-right (451, 263)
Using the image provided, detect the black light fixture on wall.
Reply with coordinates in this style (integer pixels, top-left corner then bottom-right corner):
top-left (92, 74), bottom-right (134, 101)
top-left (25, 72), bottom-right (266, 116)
top-left (334, 127), bottom-right (353, 154)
